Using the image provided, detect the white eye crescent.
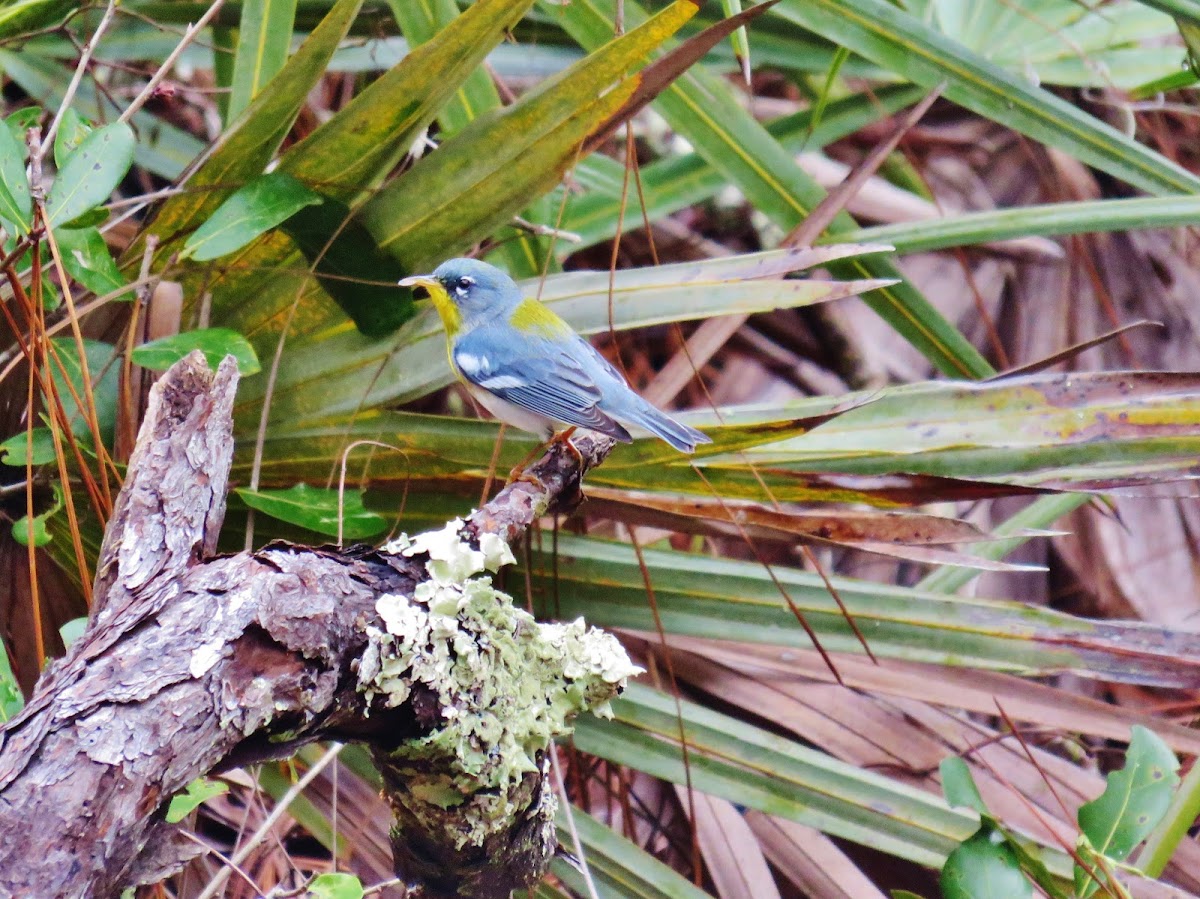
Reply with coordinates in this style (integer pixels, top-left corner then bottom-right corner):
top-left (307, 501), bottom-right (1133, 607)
top-left (455, 275), bottom-right (475, 297)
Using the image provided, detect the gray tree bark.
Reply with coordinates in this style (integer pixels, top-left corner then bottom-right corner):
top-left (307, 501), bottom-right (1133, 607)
top-left (0, 352), bottom-right (621, 899)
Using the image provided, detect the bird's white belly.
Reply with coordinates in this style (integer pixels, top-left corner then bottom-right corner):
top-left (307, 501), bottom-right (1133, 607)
top-left (465, 384), bottom-right (558, 440)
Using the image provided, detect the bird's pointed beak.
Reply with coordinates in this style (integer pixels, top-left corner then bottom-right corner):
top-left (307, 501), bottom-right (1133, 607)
top-left (398, 274), bottom-right (438, 291)
top-left (399, 274), bottom-right (460, 333)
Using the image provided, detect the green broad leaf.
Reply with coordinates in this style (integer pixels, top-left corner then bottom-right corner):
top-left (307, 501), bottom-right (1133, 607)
top-left (46, 338), bottom-right (120, 449)
top-left (844, 195), bottom-right (1200, 256)
top-left (165, 778), bottom-right (229, 824)
top-left (58, 616), bottom-right (86, 649)
top-left (54, 226), bottom-right (126, 297)
top-left (0, 427), bottom-right (56, 466)
top-left (306, 873), bottom-right (365, 899)
top-left (517, 533), bottom-right (1200, 689)
top-left (891, 892), bottom-right (930, 899)
top-left (235, 484), bottom-right (387, 539)
top-left (212, 25), bottom-right (237, 122)
top-left (388, 0), bottom-right (505, 136)
top-left (0, 640), bottom-right (21, 722)
top-left (45, 122), bottom-right (135, 229)
top-left (12, 513), bottom-right (50, 547)
top-left (573, 684), bottom-right (1071, 875)
top-left (360, 0), bottom-right (700, 273)
top-left (278, 0), bottom-right (535, 205)
top-left (940, 758), bottom-right (988, 816)
top-left (0, 50), bottom-right (203, 182)
top-left (145, 0), bottom-right (363, 247)
top-left (387, 0), bottom-right (552, 276)
top-left (39, 273), bottom-right (59, 311)
top-left (561, 83), bottom-right (927, 251)
top-left (185, 0), bottom-right (537, 343)
top-left (52, 107), bottom-right (91, 170)
top-left (5, 107), bottom-right (41, 143)
top-left (551, 807), bottom-right (713, 899)
top-left (226, 246), bottom-right (889, 425)
top-left (772, 0), bottom-right (1200, 198)
top-left (1074, 726), bottom-right (1179, 895)
top-left (278, 199), bottom-right (411, 338)
top-left (0, 114), bottom-right (32, 235)
top-left (940, 827), bottom-right (1032, 899)
top-left (132, 328), bottom-right (261, 376)
top-left (227, 0), bottom-right (299, 121)
top-left (13, 481), bottom-right (62, 549)
top-left (59, 206), bottom-right (109, 229)
top-left (551, 0), bottom-right (992, 380)
top-left (181, 171), bottom-right (323, 262)
top-left (0, 0), bottom-right (74, 41)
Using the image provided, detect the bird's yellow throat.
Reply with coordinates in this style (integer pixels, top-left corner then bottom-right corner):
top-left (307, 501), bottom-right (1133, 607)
top-left (401, 276), bottom-right (462, 337)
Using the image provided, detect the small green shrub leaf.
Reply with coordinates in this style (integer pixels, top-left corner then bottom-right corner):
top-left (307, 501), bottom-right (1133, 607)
top-left (181, 171), bottom-right (324, 261)
top-left (58, 616), bottom-right (86, 648)
top-left (132, 328), bottom-right (261, 376)
top-left (0, 640), bottom-right (21, 721)
top-left (940, 827), bottom-right (1031, 899)
top-left (6, 107), bottom-right (41, 141)
top-left (12, 513), bottom-right (50, 547)
top-left (1075, 725), bottom-right (1179, 895)
top-left (0, 427), bottom-right (56, 466)
top-left (55, 226), bottom-right (126, 297)
top-left (12, 482), bottom-right (61, 549)
top-left (166, 778), bottom-right (228, 823)
top-left (53, 107), bottom-right (91, 170)
top-left (307, 873), bottom-right (364, 899)
top-left (0, 0), bottom-right (75, 41)
top-left (0, 116), bottom-right (32, 235)
top-left (940, 757), bottom-right (988, 815)
top-left (45, 122), bottom-right (135, 228)
top-left (235, 484), bottom-right (387, 539)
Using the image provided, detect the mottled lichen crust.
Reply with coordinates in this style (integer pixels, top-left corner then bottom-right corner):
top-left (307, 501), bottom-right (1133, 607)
top-left (360, 518), bottom-right (641, 850)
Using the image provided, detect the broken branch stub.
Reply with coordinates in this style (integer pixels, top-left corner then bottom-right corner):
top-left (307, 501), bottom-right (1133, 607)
top-left (0, 351), bottom-right (635, 899)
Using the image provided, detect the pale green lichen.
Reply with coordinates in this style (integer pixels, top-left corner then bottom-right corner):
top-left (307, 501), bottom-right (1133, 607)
top-left (360, 518), bottom-right (640, 849)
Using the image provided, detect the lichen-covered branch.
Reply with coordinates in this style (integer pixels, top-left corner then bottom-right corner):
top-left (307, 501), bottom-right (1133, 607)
top-left (0, 352), bottom-right (635, 899)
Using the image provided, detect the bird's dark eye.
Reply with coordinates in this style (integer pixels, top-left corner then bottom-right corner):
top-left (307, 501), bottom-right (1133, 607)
top-left (457, 276), bottom-right (475, 291)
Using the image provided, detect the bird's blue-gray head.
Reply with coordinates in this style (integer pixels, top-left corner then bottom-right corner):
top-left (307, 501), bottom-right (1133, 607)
top-left (425, 257), bottom-right (517, 312)
top-left (399, 258), bottom-right (521, 332)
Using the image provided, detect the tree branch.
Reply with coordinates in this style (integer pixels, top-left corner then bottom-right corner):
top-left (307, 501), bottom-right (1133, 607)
top-left (0, 352), bottom-right (629, 899)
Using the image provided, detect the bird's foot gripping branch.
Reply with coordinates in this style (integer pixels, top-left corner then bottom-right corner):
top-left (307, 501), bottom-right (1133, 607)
top-left (0, 352), bottom-right (637, 899)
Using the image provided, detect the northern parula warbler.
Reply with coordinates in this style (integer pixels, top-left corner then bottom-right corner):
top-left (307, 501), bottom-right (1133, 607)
top-left (399, 258), bottom-right (711, 453)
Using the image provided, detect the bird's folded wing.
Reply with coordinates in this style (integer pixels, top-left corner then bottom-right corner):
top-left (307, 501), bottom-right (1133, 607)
top-left (453, 338), bottom-right (631, 440)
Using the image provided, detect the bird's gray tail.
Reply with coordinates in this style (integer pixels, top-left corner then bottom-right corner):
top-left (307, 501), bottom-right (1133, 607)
top-left (624, 398), bottom-right (712, 453)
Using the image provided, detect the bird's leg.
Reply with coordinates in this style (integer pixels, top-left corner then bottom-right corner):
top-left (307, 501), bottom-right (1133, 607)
top-left (555, 427), bottom-right (584, 467)
top-left (507, 427), bottom-right (580, 486)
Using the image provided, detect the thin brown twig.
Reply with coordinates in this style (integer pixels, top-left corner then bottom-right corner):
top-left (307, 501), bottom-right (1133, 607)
top-left (43, 226), bottom-right (117, 507)
top-left (4, 259), bottom-right (97, 605)
top-left (194, 743), bottom-right (344, 899)
top-left (119, 0), bottom-right (227, 125)
top-left (37, 0), bottom-right (120, 160)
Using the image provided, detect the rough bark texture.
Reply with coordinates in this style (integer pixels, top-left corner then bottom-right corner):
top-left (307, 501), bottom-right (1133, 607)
top-left (0, 352), bottom-right (616, 899)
